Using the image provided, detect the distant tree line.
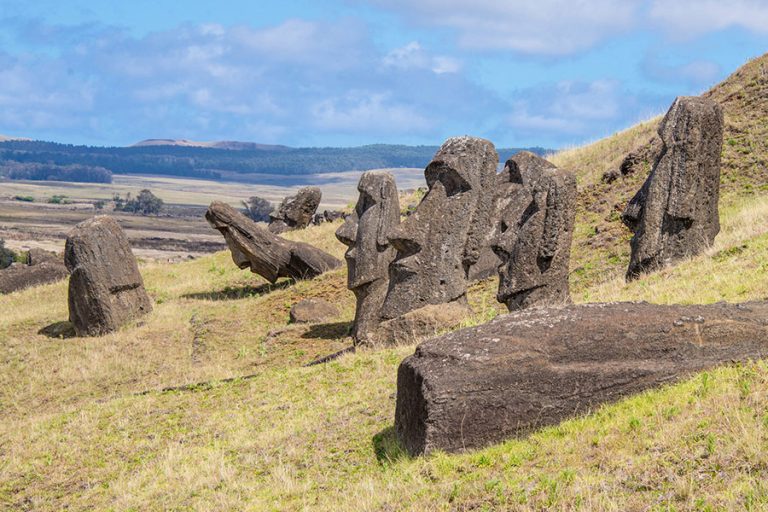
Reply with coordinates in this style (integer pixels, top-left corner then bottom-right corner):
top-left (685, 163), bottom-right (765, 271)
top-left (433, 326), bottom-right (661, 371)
top-left (1, 161), bottom-right (112, 183)
top-left (0, 140), bottom-right (550, 183)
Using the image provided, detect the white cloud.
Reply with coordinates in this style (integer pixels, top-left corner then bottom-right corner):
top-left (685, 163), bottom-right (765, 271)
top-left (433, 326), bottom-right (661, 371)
top-left (648, 0), bottom-right (768, 38)
top-left (362, 0), bottom-right (642, 54)
top-left (311, 91), bottom-right (430, 132)
top-left (383, 41), bottom-right (461, 74)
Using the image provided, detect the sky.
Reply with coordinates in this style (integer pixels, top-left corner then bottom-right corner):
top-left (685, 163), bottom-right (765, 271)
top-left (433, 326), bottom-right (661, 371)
top-left (0, 0), bottom-right (767, 149)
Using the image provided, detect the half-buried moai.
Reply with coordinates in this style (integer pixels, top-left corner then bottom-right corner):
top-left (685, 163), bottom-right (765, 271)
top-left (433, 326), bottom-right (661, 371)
top-left (65, 216), bottom-right (153, 336)
top-left (377, 136), bottom-right (498, 340)
top-left (335, 171), bottom-right (400, 346)
top-left (268, 186), bottom-right (322, 234)
top-left (622, 96), bottom-right (723, 280)
top-left (491, 151), bottom-right (577, 311)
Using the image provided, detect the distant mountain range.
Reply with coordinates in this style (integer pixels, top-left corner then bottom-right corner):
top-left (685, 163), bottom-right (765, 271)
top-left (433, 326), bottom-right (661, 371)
top-left (132, 139), bottom-right (290, 152)
top-left (0, 137), bottom-right (551, 186)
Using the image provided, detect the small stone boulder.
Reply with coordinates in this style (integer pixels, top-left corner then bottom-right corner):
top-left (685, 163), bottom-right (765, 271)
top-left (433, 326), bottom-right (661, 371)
top-left (289, 298), bottom-right (340, 323)
top-left (269, 186), bottom-right (322, 233)
top-left (375, 302), bottom-right (471, 345)
top-left (65, 216), bottom-right (153, 336)
top-left (0, 260), bottom-right (69, 294)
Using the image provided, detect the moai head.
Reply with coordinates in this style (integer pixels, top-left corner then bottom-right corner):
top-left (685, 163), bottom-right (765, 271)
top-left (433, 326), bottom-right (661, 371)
top-left (491, 152), bottom-right (576, 311)
top-left (622, 96), bottom-right (723, 280)
top-left (380, 136), bottom-right (498, 319)
top-left (335, 171), bottom-right (400, 290)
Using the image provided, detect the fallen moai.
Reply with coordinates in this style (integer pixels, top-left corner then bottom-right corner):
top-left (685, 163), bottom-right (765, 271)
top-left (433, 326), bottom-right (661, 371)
top-left (395, 301), bottom-right (768, 455)
top-left (379, 136), bottom-right (498, 335)
top-left (492, 151), bottom-right (577, 311)
top-left (65, 216), bottom-right (153, 336)
top-left (0, 249), bottom-right (69, 294)
top-left (335, 171), bottom-right (400, 345)
top-left (269, 186), bottom-right (322, 233)
top-left (206, 201), bottom-right (341, 283)
top-left (623, 96), bottom-right (723, 280)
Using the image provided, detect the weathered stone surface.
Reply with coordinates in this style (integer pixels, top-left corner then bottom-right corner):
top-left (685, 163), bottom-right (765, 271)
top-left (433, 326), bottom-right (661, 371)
top-left (0, 261), bottom-right (68, 294)
top-left (268, 186), bottom-right (322, 233)
top-left (491, 151), bottom-right (576, 311)
top-left (396, 301), bottom-right (768, 455)
top-left (65, 216), bottom-right (153, 336)
top-left (619, 136), bottom-right (662, 177)
top-left (335, 171), bottom-right (400, 345)
top-left (206, 201), bottom-right (341, 283)
top-left (28, 248), bottom-right (60, 266)
top-left (381, 136), bottom-right (498, 320)
top-left (622, 96), bottom-right (723, 280)
top-left (376, 302), bottom-right (471, 345)
top-left (289, 298), bottom-right (339, 323)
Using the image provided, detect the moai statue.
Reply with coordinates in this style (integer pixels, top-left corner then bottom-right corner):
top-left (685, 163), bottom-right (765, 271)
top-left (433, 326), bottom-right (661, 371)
top-left (335, 171), bottom-right (400, 346)
top-left (491, 152), bottom-right (576, 311)
top-left (380, 136), bottom-right (498, 322)
top-left (268, 186), bottom-right (322, 234)
top-left (622, 96), bottom-right (723, 280)
top-left (65, 216), bottom-right (153, 336)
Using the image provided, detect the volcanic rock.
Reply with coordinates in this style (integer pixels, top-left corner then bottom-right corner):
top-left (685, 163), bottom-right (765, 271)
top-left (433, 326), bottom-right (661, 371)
top-left (381, 136), bottom-right (498, 321)
top-left (268, 186), bottom-right (322, 233)
top-left (335, 171), bottom-right (400, 345)
top-left (65, 216), bottom-right (153, 336)
top-left (206, 201), bottom-right (341, 283)
top-left (622, 96), bottom-right (723, 280)
top-left (395, 301), bottom-right (768, 455)
top-left (491, 152), bottom-right (576, 311)
top-left (289, 298), bottom-right (340, 323)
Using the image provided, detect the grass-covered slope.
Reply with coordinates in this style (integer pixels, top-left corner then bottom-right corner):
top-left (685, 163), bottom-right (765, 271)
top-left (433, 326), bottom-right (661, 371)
top-left (3, 54), bottom-right (768, 510)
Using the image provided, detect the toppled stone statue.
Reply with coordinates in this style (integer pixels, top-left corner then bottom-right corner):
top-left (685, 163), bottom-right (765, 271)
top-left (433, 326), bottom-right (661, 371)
top-left (396, 301), bottom-right (768, 455)
top-left (491, 151), bottom-right (576, 311)
top-left (269, 186), bottom-right (322, 233)
top-left (380, 136), bottom-right (498, 326)
top-left (206, 201), bottom-right (341, 283)
top-left (622, 96), bottom-right (723, 280)
top-left (65, 216), bottom-right (153, 336)
top-left (0, 249), bottom-right (69, 294)
top-left (335, 171), bottom-right (400, 345)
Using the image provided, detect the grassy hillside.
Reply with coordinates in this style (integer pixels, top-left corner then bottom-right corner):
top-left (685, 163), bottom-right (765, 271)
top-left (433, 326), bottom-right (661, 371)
top-left (3, 53), bottom-right (768, 511)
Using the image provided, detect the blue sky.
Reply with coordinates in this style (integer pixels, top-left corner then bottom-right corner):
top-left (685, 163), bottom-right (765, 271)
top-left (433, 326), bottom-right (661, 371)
top-left (1, 0), bottom-right (767, 148)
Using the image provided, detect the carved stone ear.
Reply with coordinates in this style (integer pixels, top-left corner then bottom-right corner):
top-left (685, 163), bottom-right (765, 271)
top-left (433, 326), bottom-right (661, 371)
top-left (377, 181), bottom-right (395, 247)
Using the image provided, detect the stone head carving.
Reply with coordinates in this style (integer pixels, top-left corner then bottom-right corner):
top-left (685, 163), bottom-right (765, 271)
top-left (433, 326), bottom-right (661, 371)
top-left (380, 136), bottom-right (498, 320)
top-left (335, 171), bottom-right (400, 345)
top-left (491, 152), bottom-right (576, 311)
top-left (336, 171), bottom-right (400, 289)
top-left (622, 96), bottom-right (723, 280)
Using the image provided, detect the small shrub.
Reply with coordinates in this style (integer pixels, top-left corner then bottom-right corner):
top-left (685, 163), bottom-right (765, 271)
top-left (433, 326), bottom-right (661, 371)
top-left (14, 195), bottom-right (34, 202)
top-left (0, 239), bottom-right (15, 269)
top-left (116, 189), bottom-right (164, 215)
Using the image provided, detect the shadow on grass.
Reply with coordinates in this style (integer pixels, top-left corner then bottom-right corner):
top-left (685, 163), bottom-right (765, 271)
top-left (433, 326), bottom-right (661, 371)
top-left (182, 279), bottom-right (294, 301)
top-left (301, 321), bottom-right (353, 340)
top-left (372, 426), bottom-right (409, 465)
top-left (38, 321), bottom-right (76, 339)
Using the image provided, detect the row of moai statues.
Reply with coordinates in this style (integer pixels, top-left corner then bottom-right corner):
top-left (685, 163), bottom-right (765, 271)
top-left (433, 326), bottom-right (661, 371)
top-left (337, 95), bottom-right (723, 346)
top-left (336, 137), bottom-right (577, 346)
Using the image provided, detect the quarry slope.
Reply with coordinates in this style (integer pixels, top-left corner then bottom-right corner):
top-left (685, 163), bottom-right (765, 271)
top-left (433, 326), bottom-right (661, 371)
top-left (2, 53), bottom-right (768, 511)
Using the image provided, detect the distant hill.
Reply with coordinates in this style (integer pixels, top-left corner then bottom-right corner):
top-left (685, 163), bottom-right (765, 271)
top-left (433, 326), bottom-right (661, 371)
top-left (132, 139), bottom-right (290, 151)
top-left (0, 139), bottom-right (551, 185)
top-left (0, 134), bottom-right (29, 142)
